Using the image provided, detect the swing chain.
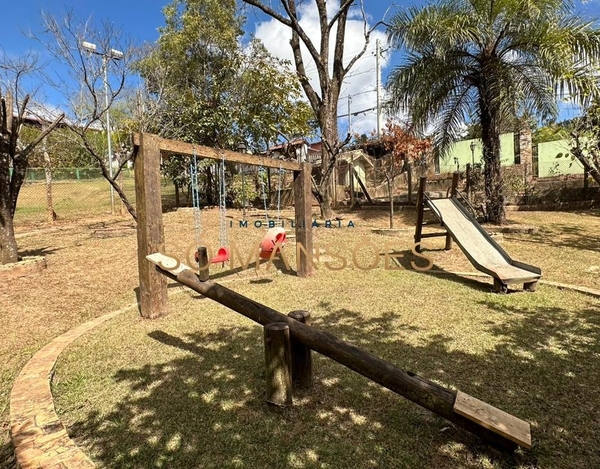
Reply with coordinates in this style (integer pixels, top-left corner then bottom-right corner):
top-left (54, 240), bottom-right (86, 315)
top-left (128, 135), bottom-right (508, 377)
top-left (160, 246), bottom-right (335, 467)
top-left (259, 166), bottom-right (269, 222)
top-left (219, 152), bottom-right (228, 247)
top-left (276, 164), bottom-right (283, 222)
top-left (191, 148), bottom-right (202, 246)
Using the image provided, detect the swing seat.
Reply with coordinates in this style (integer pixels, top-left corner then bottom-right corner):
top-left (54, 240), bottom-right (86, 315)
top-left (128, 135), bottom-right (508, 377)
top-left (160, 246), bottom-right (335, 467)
top-left (259, 227), bottom-right (287, 259)
top-left (211, 247), bottom-right (230, 263)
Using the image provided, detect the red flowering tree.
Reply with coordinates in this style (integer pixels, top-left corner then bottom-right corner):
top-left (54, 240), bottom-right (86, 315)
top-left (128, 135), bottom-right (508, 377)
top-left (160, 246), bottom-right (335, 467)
top-left (380, 120), bottom-right (431, 228)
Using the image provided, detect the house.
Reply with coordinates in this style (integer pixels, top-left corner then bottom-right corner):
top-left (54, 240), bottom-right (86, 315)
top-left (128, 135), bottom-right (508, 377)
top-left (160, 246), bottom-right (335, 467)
top-left (268, 139), bottom-right (322, 164)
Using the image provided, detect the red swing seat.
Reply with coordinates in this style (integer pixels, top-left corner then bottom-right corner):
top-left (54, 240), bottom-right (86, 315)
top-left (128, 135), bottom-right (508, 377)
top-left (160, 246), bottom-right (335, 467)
top-left (211, 246), bottom-right (230, 263)
top-left (259, 227), bottom-right (287, 259)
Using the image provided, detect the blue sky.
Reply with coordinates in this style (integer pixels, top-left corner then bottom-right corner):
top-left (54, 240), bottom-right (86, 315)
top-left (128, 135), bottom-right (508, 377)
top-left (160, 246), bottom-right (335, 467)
top-left (2, 0), bottom-right (600, 136)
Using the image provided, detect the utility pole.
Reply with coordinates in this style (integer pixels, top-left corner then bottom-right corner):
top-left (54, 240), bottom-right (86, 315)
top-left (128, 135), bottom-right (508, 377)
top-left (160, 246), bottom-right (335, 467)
top-left (348, 95), bottom-right (352, 134)
top-left (82, 41), bottom-right (124, 216)
top-left (376, 39), bottom-right (382, 138)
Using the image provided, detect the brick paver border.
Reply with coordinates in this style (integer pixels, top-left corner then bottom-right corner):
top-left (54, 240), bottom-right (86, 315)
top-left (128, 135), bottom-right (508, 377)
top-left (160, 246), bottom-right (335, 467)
top-left (9, 304), bottom-right (136, 468)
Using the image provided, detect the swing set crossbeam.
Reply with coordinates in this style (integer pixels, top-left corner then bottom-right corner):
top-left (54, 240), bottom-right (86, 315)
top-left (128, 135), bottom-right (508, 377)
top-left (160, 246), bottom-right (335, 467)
top-left (132, 133), bottom-right (302, 171)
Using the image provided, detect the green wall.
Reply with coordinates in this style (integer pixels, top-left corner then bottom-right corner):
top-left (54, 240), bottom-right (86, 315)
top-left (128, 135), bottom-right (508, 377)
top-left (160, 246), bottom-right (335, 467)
top-left (439, 133), bottom-right (515, 173)
top-left (439, 133), bottom-right (584, 178)
top-left (536, 140), bottom-right (583, 178)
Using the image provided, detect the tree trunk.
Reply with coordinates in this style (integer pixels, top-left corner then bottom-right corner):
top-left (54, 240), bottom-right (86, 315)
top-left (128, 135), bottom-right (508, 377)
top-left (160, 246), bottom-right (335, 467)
top-left (570, 138), bottom-right (600, 186)
top-left (118, 170), bottom-right (126, 216)
top-left (0, 169), bottom-right (18, 264)
top-left (407, 162), bottom-right (413, 204)
top-left (480, 96), bottom-right (505, 225)
top-left (317, 107), bottom-right (339, 220)
top-left (174, 181), bottom-right (180, 207)
top-left (388, 176), bottom-right (394, 229)
top-left (43, 147), bottom-right (56, 222)
top-left (9, 157), bottom-right (28, 218)
top-left (0, 210), bottom-right (18, 264)
top-left (206, 166), bottom-right (214, 206)
top-left (0, 150), bottom-right (19, 264)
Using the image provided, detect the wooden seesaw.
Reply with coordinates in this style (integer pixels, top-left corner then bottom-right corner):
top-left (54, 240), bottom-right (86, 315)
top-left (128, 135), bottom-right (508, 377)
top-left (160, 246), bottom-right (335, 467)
top-left (147, 252), bottom-right (532, 451)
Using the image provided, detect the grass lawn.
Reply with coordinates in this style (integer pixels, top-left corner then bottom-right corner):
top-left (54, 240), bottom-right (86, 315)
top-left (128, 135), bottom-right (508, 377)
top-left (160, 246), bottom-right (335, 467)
top-left (2, 207), bottom-right (600, 468)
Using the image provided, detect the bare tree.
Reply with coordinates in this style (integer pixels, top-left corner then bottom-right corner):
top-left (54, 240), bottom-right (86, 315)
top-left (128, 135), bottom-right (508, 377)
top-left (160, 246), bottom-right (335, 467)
top-left (241, 0), bottom-right (382, 219)
top-left (33, 11), bottom-right (138, 220)
top-left (0, 52), bottom-right (64, 264)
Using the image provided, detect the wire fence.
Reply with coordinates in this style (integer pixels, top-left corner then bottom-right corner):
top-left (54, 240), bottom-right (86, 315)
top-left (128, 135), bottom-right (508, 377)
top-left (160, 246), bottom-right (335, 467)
top-left (14, 168), bottom-right (177, 225)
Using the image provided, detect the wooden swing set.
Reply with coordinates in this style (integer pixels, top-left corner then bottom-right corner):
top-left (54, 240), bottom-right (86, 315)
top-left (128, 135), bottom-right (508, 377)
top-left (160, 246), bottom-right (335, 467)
top-left (132, 133), bottom-right (314, 319)
top-left (133, 133), bottom-right (532, 453)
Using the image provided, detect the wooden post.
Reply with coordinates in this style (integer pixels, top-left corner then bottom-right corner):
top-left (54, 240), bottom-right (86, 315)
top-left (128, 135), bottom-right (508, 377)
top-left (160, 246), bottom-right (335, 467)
top-left (196, 247), bottom-right (209, 282)
top-left (294, 162), bottom-right (314, 277)
top-left (414, 177), bottom-right (427, 252)
top-left (450, 171), bottom-right (459, 197)
top-left (466, 163), bottom-right (472, 202)
top-left (264, 322), bottom-right (293, 407)
top-left (406, 162), bottom-right (413, 204)
top-left (288, 310), bottom-right (313, 389)
top-left (445, 172), bottom-right (459, 251)
top-left (349, 158), bottom-right (355, 206)
top-left (135, 133), bottom-right (168, 319)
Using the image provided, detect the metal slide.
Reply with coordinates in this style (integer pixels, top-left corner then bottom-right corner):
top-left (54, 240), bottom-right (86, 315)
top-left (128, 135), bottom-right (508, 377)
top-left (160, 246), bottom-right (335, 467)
top-left (425, 197), bottom-right (541, 288)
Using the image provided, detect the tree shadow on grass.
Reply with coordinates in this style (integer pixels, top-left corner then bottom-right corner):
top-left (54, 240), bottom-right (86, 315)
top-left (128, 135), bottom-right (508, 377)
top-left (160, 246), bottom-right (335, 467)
top-left (509, 223), bottom-right (600, 253)
top-left (19, 246), bottom-right (61, 258)
top-left (64, 295), bottom-right (600, 469)
top-left (390, 249), bottom-right (494, 293)
top-left (337, 204), bottom-right (418, 227)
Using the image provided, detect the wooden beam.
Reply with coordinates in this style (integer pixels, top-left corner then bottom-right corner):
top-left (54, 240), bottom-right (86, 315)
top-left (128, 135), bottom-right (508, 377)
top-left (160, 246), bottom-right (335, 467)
top-left (414, 177), bottom-right (427, 252)
top-left (132, 133), bottom-right (302, 171)
top-left (146, 255), bottom-right (526, 451)
top-left (454, 391), bottom-right (531, 449)
top-left (294, 162), bottom-right (314, 277)
top-left (420, 232), bottom-right (448, 239)
top-left (352, 167), bottom-right (373, 203)
top-left (445, 172), bottom-right (459, 250)
top-left (135, 134), bottom-right (168, 319)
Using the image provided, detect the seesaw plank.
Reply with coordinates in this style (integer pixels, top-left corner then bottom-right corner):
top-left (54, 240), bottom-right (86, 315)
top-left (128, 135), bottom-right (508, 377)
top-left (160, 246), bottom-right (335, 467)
top-left (454, 391), bottom-right (531, 449)
top-left (146, 252), bottom-right (190, 276)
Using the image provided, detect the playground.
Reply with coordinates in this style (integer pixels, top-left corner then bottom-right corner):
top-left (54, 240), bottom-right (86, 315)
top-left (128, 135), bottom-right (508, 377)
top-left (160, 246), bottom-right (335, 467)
top-left (2, 191), bottom-right (600, 468)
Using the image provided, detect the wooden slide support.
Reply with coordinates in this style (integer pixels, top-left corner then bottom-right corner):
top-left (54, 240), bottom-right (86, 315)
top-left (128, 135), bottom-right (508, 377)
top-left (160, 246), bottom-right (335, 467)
top-left (351, 167), bottom-right (373, 203)
top-left (147, 253), bottom-right (531, 451)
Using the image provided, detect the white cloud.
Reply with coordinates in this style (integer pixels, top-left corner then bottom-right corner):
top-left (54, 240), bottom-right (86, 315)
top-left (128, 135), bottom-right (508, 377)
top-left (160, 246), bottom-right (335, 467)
top-left (251, 0), bottom-right (389, 138)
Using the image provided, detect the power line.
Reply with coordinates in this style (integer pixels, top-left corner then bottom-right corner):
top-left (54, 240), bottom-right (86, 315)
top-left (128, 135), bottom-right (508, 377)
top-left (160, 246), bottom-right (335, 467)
top-left (337, 106), bottom-right (377, 119)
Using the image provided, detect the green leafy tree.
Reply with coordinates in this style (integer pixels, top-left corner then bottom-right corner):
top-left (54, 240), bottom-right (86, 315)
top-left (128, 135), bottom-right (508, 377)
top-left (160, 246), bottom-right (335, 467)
top-left (137, 0), bottom-right (314, 148)
top-left (533, 122), bottom-right (571, 144)
top-left (241, 0), bottom-right (381, 219)
top-left (136, 0), bottom-right (314, 203)
top-left (386, 0), bottom-right (600, 224)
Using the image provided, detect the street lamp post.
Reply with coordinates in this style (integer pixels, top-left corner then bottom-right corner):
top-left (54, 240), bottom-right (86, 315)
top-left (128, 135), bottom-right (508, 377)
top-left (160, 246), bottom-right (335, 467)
top-left (469, 141), bottom-right (476, 201)
top-left (82, 41), bottom-right (124, 216)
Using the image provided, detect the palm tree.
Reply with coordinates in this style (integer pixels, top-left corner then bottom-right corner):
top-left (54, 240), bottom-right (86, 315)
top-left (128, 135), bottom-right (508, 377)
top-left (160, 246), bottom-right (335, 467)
top-left (386, 0), bottom-right (600, 223)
